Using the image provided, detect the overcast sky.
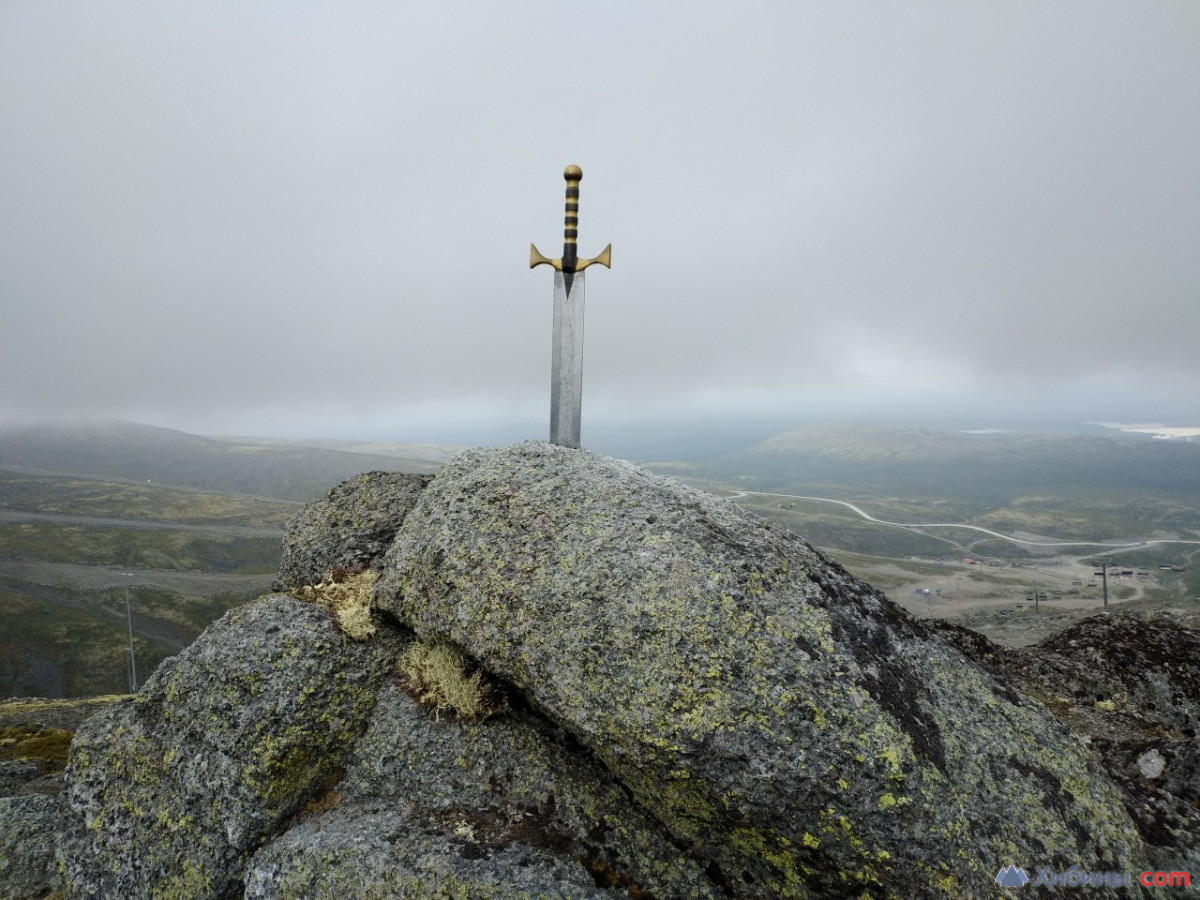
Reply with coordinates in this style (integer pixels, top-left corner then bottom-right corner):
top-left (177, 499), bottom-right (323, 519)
top-left (2, 2), bottom-right (1198, 441)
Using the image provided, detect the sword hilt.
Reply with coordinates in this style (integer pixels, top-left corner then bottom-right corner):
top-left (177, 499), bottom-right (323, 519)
top-left (562, 164), bottom-right (581, 270)
top-left (530, 164), bottom-right (611, 273)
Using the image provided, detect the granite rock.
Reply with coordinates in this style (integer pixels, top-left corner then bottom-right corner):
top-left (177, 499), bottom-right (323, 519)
top-left (0, 794), bottom-right (64, 900)
top-left (58, 596), bottom-right (402, 900)
top-left (376, 442), bottom-right (1149, 898)
top-left (935, 614), bottom-right (1200, 873)
top-left (243, 805), bottom-right (617, 900)
top-left (274, 470), bottom-right (432, 590)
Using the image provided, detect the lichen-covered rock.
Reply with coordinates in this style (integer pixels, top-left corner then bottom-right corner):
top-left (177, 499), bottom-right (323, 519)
top-left (0, 765), bottom-right (65, 898)
top-left (243, 806), bottom-right (618, 900)
top-left (342, 681), bottom-right (718, 897)
top-left (934, 613), bottom-right (1199, 742)
top-left (58, 595), bottom-right (403, 900)
top-left (274, 470), bottom-right (432, 590)
top-left (1101, 737), bottom-right (1200, 873)
top-left (0, 696), bottom-right (123, 899)
top-left (1038, 613), bottom-right (1200, 735)
top-left (244, 672), bottom-right (723, 898)
top-left (934, 615), bottom-right (1200, 873)
top-left (376, 442), bottom-right (1148, 898)
top-left (0, 794), bottom-right (63, 900)
top-left (0, 759), bottom-right (44, 796)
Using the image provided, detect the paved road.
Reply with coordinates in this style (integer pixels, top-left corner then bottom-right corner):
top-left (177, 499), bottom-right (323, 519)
top-left (727, 490), bottom-right (1200, 552)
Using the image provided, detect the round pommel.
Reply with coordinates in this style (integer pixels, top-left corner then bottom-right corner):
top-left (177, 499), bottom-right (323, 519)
top-left (564, 164), bottom-right (583, 181)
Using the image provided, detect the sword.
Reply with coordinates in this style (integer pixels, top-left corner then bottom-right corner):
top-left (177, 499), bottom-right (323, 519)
top-left (530, 165), bottom-right (611, 448)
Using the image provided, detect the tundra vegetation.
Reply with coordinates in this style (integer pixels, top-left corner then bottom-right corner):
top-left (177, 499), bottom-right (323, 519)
top-left (3, 423), bottom-right (1199, 698)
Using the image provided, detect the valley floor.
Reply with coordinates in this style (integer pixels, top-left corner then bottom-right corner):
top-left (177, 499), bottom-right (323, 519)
top-left (717, 487), bottom-right (1200, 648)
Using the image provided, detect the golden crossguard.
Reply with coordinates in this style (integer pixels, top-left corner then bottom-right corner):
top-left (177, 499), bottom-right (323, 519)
top-left (530, 164), bottom-right (611, 297)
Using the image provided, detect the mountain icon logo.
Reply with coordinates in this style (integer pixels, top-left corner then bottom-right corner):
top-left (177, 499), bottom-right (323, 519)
top-left (995, 865), bottom-right (1030, 887)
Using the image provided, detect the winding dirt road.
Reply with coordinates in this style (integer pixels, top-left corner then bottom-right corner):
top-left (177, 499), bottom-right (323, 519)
top-left (726, 490), bottom-right (1200, 553)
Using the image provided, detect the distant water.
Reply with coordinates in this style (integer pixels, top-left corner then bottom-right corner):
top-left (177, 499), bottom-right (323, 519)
top-left (1090, 422), bottom-right (1200, 440)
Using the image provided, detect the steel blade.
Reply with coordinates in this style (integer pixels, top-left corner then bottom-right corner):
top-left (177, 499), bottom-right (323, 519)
top-left (549, 269), bottom-right (585, 448)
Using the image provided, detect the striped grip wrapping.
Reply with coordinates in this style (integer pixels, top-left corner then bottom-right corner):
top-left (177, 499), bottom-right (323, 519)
top-left (564, 182), bottom-right (580, 245)
top-left (563, 165), bottom-right (582, 263)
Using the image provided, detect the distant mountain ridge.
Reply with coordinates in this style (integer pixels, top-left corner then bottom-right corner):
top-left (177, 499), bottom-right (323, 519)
top-left (753, 424), bottom-right (977, 461)
top-left (0, 420), bottom-right (444, 502)
top-left (7, 418), bottom-right (1199, 503)
top-left (707, 423), bottom-right (1200, 498)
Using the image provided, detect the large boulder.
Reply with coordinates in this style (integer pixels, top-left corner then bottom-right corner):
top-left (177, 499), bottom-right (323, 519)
top-left (244, 681), bottom-right (723, 899)
top-left (58, 596), bottom-right (403, 899)
top-left (376, 442), bottom-right (1148, 898)
top-left (274, 470), bottom-right (432, 590)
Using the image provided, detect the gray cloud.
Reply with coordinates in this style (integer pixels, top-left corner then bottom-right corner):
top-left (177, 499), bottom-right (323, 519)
top-left (2, 2), bottom-right (1198, 439)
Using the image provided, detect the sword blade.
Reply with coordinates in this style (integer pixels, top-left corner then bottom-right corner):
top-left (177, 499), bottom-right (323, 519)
top-left (549, 270), bottom-right (585, 449)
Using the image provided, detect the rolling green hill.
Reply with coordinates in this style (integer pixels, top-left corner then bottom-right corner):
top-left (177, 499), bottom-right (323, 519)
top-left (701, 424), bottom-right (1200, 504)
top-left (0, 419), bottom-right (444, 501)
top-left (0, 420), bottom-right (451, 698)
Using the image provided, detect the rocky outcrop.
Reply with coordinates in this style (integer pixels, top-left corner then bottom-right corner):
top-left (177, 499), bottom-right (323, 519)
top-left (273, 470), bottom-right (432, 590)
top-left (1104, 738), bottom-right (1199, 872)
top-left (1, 697), bottom-right (120, 900)
top-left (1039, 613), bottom-right (1199, 735)
top-left (46, 443), bottom-right (1200, 897)
top-left (934, 613), bottom-right (1199, 743)
top-left (244, 806), bottom-right (619, 900)
top-left (375, 442), bottom-right (1146, 898)
top-left (1, 794), bottom-right (63, 900)
top-left (60, 597), bottom-right (403, 899)
top-left (935, 614), bottom-right (1200, 872)
top-left (243, 685), bottom-right (723, 899)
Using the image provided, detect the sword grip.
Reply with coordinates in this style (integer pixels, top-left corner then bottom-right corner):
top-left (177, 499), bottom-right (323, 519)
top-left (530, 164), bottom-right (609, 272)
top-left (562, 164), bottom-right (582, 268)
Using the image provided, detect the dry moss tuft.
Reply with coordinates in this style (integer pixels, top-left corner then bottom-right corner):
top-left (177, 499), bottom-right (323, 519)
top-left (397, 641), bottom-right (504, 722)
top-left (290, 570), bottom-right (379, 641)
